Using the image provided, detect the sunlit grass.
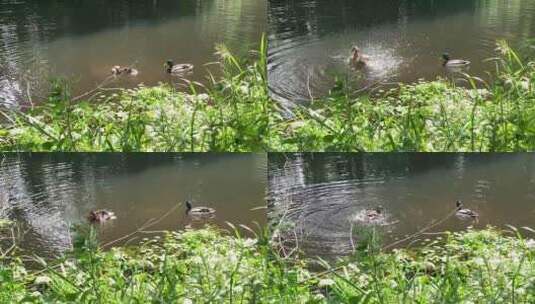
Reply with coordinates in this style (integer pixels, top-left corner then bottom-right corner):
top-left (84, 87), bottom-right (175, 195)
top-left (1, 223), bottom-right (533, 303)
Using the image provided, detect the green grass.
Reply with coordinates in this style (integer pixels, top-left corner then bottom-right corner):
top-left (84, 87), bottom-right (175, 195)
top-left (2, 39), bottom-right (535, 151)
top-left (1, 223), bottom-right (534, 303)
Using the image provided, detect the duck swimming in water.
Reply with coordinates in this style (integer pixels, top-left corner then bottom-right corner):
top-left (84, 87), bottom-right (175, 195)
top-left (122, 67), bottom-right (138, 76)
top-left (455, 200), bottom-right (479, 220)
top-left (442, 53), bottom-right (470, 68)
top-left (350, 46), bottom-right (369, 67)
top-left (165, 60), bottom-right (194, 75)
top-left (111, 66), bottom-right (139, 76)
top-left (111, 66), bottom-right (123, 75)
top-left (365, 206), bottom-right (384, 221)
top-left (185, 200), bottom-right (215, 217)
top-left (353, 206), bottom-right (387, 225)
top-left (88, 209), bottom-right (117, 223)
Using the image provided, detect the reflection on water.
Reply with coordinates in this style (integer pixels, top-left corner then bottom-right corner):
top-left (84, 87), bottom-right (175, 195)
top-left (0, 0), bottom-right (266, 105)
top-left (268, 153), bottom-right (535, 258)
top-left (0, 153), bottom-right (267, 257)
top-left (268, 0), bottom-right (535, 104)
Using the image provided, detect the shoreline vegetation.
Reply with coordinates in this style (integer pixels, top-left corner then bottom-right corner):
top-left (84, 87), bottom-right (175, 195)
top-left (1, 38), bottom-right (535, 151)
top-left (1, 220), bottom-right (534, 303)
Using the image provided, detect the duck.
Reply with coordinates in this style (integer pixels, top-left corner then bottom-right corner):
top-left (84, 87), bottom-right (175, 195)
top-left (353, 206), bottom-right (387, 225)
top-left (365, 206), bottom-right (384, 221)
top-left (455, 200), bottom-right (479, 219)
top-left (165, 60), bottom-right (194, 75)
top-left (111, 65), bottom-right (123, 75)
top-left (442, 53), bottom-right (470, 68)
top-left (122, 67), bottom-right (139, 76)
top-left (350, 46), bottom-right (369, 67)
top-left (185, 200), bottom-right (215, 217)
top-left (88, 209), bottom-right (117, 223)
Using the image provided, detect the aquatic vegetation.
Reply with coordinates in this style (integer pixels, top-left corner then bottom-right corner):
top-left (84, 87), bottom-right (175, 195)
top-left (0, 225), bottom-right (533, 303)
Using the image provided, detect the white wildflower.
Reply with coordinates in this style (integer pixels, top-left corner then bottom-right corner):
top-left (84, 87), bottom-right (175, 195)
top-left (243, 238), bottom-right (257, 247)
top-left (318, 278), bottom-right (335, 287)
top-left (34, 275), bottom-right (52, 285)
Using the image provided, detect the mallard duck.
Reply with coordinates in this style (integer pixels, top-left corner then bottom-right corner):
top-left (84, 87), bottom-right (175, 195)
top-left (353, 206), bottom-right (387, 225)
top-left (365, 206), bottom-right (384, 221)
top-left (350, 46), bottom-right (369, 67)
top-left (88, 209), bottom-right (117, 223)
top-left (185, 200), bottom-right (215, 217)
top-left (165, 60), bottom-right (194, 74)
top-left (442, 53), bottom-right (470, 68)
top-left (111, 65), bottom-right (123, 75)
top-left (122, 67), bottom-right (138, 76)
top-left (455, 200), bottom-right (479, 219)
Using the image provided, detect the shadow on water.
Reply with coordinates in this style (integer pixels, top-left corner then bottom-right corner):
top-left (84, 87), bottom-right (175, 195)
top-left (0, 153), bottom-right (267, 257)
top-left (268, 153), bottom-right (535, 258)
top-left (268, 0), bottom-right (535, 104)
top-left (0, 0), bottom-right (266, 105)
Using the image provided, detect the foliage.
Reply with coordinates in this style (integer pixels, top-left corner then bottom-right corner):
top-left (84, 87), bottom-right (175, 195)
top-left (1, 227), bottom-right (316, 303)
top-left (1, 226), bottom-right (534, 303)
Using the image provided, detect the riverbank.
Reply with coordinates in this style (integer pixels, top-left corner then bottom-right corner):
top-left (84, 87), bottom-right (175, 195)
top-left (2, 40), bottom-right (535, 151)
top-left (0, 39), bottom-right (272, 152)
top-left (1, 222), bottom-right (533, 303)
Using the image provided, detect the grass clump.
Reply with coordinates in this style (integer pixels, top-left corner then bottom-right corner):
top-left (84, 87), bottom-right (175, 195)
top-left (1, 226), bottom-right (534, 303)
top-left (320, 228), bottom-right (535, 303)
top-left (0, 227), bottom-right (316, 303)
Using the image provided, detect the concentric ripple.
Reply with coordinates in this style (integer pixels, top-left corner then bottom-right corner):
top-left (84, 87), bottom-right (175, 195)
top-left (268, 153), bottom-right (535, 258)
top-left (268, 0), bottom-right (535, 105)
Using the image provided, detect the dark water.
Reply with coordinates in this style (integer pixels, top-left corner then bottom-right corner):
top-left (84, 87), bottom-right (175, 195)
top-left (0, 0), bottom-right (266, 106)
top-left (0, 153), bottom-right (267, 257)
top-left (268, 153), bottom-right (535, 258)
top-left (268, 0), bottom-right (535, 104)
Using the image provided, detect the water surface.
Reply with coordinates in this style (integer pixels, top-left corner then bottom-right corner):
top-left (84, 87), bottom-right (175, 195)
top-left (0, 0), bottom-right (266, 105)
top-left (268, 0), bottom-right (535, 104)
top-left (268, 153), bottom-right (535, 258)
top-left (0, 153), bottom-right (267, 257)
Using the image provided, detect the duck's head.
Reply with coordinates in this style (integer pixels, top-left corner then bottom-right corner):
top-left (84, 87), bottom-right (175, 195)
top-left (88, 210), bottom-right (97, 219)
top-left (165, 60), bottom-right (174, 71)
top-left (456, 200), bottom-right (463, 209)
top-left (351, 46), bottom-right (361, 56)
top-left (375, 205), bottom-right (384, 214)
top-left (442, 53), bottom-right (451, 61)
top-left (185, 200), bottom-right (193, 213)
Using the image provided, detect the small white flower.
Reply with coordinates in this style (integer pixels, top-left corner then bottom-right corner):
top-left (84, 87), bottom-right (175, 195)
top-left (243, 238), bottom-right (257, 247)
top-left (318, 278), bottom-right (335, 287)
top-left (34, 275), bottom-right (52, 285)
top-left (183, 298), bottom-right (193, 304)
top-left (525, 239), bottom-right (535, 249)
